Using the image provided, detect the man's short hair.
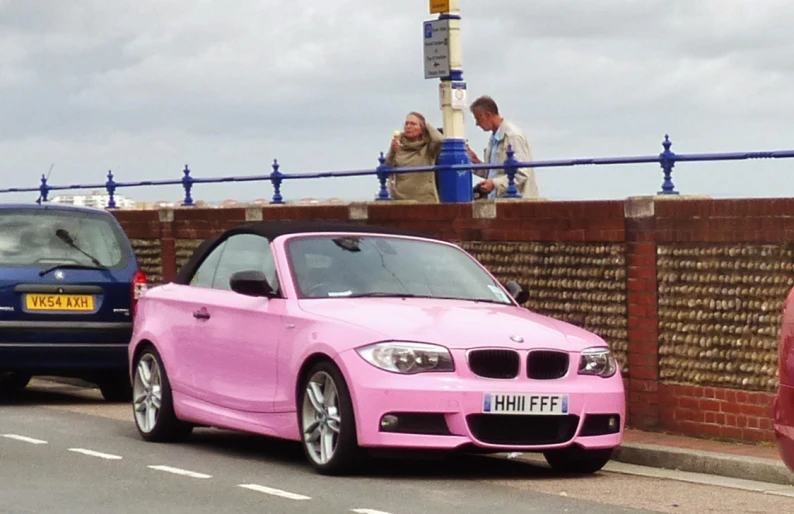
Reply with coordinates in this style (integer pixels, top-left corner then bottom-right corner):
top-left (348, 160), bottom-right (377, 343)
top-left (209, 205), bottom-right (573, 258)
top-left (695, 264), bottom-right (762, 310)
top-left (470, 95), bottom-right (499, 115)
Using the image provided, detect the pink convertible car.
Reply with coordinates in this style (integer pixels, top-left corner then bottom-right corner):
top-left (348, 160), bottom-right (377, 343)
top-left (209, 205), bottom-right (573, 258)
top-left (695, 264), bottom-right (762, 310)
top-left (129, 221), bottom-right (625, 475)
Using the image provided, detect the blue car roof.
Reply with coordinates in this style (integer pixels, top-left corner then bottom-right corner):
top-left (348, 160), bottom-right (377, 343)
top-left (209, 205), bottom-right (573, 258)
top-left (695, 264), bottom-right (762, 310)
top-left (0, 203), bottom-right (111, 215)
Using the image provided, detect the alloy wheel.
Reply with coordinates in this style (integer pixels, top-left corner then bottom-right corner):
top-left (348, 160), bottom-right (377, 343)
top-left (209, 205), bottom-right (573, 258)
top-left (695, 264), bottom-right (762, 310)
top-left (133, 353), bottom-right (162, 433)
top-left (301, 371), bottom-right (342, 465)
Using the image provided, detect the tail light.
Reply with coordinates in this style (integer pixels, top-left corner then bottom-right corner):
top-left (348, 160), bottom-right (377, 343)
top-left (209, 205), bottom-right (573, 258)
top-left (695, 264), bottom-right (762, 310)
top-left (132, 268), bottom-right (148, 318)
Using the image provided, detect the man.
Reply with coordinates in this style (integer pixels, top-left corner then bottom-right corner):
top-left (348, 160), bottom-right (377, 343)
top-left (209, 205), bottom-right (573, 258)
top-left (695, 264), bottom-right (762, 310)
top-left (466, 95), bottom-right (538, 199)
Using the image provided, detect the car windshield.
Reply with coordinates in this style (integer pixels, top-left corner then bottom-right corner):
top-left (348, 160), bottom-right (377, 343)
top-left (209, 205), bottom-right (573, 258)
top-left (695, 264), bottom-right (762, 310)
top-left (0, 209), bottom-right (128, 268)
top-left (286, 235), bottom-right (513, 304)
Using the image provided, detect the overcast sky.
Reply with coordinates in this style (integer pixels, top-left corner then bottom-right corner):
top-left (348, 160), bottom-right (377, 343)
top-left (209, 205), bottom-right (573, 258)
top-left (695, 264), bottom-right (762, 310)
top-left (0, 1), bottom-right (792, 204)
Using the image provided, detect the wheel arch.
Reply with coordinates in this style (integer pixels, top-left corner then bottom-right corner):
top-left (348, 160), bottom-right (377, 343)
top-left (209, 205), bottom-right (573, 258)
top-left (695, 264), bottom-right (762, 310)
top-left (131, 338), bottom-right (156, 364)
top-left (294, 352), bottom-right (338, 409)
top-left (293, 351), bottom-right (361, 421)
top-left (129, 338), bottom-right (162, 382)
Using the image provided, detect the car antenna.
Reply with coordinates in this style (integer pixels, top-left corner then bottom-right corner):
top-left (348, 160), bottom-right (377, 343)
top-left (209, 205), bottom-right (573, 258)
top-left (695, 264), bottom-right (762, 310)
top-left (35, 163), bottom-right (54, 205)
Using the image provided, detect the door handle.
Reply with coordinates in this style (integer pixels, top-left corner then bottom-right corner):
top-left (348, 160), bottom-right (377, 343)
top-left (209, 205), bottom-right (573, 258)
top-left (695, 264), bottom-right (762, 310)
top-left (193, 309), bottom-right (210, 320)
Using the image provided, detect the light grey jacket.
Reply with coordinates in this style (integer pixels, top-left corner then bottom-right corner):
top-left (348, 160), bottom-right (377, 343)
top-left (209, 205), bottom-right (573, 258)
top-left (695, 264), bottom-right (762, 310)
top-left (474, 119), bottom-right (539, 198)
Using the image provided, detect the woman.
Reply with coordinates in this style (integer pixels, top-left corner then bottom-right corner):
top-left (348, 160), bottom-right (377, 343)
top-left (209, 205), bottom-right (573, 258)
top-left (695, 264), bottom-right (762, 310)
top-left (385, 111), bottom-right (443, 203)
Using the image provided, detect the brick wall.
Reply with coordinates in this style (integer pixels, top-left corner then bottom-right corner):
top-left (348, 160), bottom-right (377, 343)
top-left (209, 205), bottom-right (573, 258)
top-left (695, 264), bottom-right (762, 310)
top-left (650, 199), bottom-right (793, 443)
top-left (111, 196), bottom-right (793, 444)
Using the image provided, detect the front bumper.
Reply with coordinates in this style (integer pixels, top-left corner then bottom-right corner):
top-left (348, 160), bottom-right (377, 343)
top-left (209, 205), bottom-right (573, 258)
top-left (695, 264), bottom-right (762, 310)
top-left (336, 348), bottom-right (626, 452)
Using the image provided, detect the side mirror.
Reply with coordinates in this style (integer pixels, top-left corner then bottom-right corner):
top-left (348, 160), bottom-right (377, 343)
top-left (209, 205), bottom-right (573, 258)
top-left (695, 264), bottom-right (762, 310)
top-left (229, 270), bottom-right (275, 297)
top-left (505, 280), bottom-right (529, 304)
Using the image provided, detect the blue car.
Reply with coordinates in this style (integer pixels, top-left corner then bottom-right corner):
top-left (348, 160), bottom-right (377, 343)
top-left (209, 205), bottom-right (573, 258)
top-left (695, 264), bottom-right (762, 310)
top-left (0, 203), bottom-right (147, 401)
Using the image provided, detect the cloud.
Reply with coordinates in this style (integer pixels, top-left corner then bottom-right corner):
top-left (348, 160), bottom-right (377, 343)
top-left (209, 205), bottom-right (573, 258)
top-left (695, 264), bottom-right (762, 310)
top-left (0, 0), bottom-right (793, 203)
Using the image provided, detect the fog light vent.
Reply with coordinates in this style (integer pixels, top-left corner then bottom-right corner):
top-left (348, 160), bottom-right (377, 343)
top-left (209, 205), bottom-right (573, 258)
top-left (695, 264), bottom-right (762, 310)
top-left (378, 412), bottom-right (452, 435)
top-left (580, 414), bottom-right (621, 436)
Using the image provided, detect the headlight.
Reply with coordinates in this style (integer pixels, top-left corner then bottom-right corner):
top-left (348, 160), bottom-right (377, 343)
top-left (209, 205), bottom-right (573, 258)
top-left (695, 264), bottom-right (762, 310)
top-left (578, 347), bottom-right (617, 378)
top-left (356, 341), bottom-right (454, 374)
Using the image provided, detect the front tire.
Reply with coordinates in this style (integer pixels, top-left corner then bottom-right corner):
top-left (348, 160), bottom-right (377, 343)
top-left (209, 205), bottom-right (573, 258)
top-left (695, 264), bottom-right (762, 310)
top-left (298, 361), bottom-right (363, 475)
top-left (543, 446), bottom-right (613, 474)
top-left (132, 347), bottom-right (192, 442)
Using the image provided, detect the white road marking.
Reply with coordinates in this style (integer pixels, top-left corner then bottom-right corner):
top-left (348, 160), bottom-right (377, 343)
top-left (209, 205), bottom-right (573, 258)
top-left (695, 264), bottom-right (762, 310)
top-left (68, 448), bottom-right (122, 460)
top-left (351, 510), bottom-right (393, 514)
top-left (2, 434), bottom-right (47, 445)
top-left (148, 465), bottom-right (212, 479)
top-left (238, 484), bottom-right (311, 500)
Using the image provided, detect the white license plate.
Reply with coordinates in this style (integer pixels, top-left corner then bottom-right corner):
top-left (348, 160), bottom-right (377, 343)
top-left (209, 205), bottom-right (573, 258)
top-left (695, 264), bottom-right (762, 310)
top-left (482, 393), bottom-right (569, 415)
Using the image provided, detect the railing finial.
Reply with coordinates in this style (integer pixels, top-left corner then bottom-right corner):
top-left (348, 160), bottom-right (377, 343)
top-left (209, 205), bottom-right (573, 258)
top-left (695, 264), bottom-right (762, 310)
top-left (106, 170), bottom-right (117, 209)
top-left (182, 164), bottom-right (194, 206)
top-left (503, 144), bottom-right (520, 199)
top-left (658, 134), bottom-right (679, 195)
top-left (270, 159), bottom-right (284, 204)
top-left (37, 174), bottom-right (50, 204)
top-left (375, 151), bottom-right (390, 201)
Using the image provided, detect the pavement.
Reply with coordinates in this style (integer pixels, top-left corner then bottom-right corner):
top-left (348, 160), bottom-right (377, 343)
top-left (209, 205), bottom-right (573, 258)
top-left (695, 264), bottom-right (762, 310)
top-left (610, 427), bottom-right (794, 487)
top-left (507, 425), bottom-right (794, 498)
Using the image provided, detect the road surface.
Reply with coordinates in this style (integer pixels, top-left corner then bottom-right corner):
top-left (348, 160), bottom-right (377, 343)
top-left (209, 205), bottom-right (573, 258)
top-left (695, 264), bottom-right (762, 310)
top-left (0, 379), bottom-right (792, 514)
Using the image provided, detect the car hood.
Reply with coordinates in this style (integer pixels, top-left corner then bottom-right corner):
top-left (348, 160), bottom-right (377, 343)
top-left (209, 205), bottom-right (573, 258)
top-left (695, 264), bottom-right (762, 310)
top-left (296, 297), bottom-right (605, 352)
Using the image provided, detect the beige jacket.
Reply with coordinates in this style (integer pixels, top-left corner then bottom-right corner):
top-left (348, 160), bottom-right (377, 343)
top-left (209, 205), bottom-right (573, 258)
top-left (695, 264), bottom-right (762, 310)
top-left (474, 119), bottom-right (538, 199)
top-left (385, 123), bottom-right (443, 203)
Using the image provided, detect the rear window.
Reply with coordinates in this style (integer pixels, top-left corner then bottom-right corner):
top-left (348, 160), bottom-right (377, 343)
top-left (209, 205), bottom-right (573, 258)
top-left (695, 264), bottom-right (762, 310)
top-left (0, 209), bottom-right (130, 269)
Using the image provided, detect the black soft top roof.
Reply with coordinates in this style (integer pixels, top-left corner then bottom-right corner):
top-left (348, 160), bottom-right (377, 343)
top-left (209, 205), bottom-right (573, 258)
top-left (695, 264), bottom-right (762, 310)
top-left (173, 220), bottom-right (432, 285)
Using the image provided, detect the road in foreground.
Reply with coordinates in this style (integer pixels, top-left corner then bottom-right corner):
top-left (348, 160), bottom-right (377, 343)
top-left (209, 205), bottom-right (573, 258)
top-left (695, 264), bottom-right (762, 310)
top-left (0, 380), bottom-right (792, 514)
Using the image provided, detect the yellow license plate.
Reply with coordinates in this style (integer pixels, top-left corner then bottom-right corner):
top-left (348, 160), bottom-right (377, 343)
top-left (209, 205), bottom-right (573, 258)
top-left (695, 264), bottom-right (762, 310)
top-left (25, 294), bottom-right (95, 312)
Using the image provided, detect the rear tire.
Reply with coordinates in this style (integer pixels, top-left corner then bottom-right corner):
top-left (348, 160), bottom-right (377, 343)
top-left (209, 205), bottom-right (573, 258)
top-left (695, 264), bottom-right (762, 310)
top-left (132, 347), bottom-right (192, 442)
top-left (98, 375), bottom-right (133, 402)
top-left (0, 372), bottom-right (31, 394)
top-left (543, 446), bottom-right (613, 474)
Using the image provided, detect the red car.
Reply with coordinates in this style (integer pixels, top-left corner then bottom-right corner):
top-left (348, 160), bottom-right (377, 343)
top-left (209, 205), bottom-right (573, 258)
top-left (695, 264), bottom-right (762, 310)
top-left (776, 289), bottom-right (794, 471)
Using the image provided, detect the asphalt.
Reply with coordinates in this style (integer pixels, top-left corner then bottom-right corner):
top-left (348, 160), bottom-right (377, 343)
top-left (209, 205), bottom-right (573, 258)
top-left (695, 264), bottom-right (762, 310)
top-left (0, 403), bottom-right (653, 514)
top-left (7, 378), bottom-right (794, 510)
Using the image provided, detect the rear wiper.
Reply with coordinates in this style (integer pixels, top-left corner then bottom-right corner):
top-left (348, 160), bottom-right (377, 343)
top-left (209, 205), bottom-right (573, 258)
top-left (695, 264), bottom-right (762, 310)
top-left (39, 263), bottom-right (107, 277)
top-left (55, 229), bottom-right (105, 268)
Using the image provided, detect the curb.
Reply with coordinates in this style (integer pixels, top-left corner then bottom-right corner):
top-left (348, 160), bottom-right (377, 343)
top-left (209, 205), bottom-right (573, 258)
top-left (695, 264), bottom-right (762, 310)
top-left (613, 442), bottom-right (794, 487)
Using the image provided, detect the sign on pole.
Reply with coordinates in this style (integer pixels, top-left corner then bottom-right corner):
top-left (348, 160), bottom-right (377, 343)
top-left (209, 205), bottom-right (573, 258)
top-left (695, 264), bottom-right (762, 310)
top-left (423, 19), bottom-right (450, 79)
top-left (451, 82), bottom-right (467, 110)
top-left (429, 0), bottom-right (450, 14)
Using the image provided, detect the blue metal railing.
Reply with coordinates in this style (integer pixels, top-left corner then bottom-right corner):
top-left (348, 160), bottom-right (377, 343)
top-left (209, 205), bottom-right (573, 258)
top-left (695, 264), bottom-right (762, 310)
top-left (3, 134), bottom-right (794, 207)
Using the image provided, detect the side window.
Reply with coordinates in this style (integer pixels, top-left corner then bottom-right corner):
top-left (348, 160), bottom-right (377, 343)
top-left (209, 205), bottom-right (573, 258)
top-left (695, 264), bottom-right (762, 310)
top-left (211, 234), bottom-right (279, 293)
top-left (190, 241), bottom-right (227, 288)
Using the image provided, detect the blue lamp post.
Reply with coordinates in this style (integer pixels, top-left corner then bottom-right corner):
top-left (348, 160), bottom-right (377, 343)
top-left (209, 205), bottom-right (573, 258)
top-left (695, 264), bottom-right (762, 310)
top-left (424, 0), bottom-right (472, 203)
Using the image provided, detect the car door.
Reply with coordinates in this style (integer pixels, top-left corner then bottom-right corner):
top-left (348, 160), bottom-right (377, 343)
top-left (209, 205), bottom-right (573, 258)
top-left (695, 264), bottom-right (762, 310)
top-left (166, 239), bottom-right (227, 397)
top-left (180, 233), bottom-right (284, 413)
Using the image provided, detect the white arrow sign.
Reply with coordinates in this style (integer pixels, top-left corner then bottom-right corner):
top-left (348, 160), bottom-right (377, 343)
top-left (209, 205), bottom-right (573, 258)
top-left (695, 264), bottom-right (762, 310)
top-left (423, 19), bottom-right (450, 79)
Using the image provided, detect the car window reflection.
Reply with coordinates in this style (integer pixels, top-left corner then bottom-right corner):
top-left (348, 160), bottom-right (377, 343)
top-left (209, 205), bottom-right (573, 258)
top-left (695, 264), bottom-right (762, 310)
top-left (287, 236), bottom-right (510, 304)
